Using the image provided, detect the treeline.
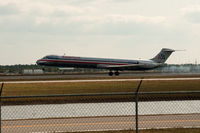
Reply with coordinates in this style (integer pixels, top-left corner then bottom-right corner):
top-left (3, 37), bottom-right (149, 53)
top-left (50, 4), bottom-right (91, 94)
top-left (0, 64), bottom-right (102, 74)
top-left (0, 64), bottom-right (42, 74)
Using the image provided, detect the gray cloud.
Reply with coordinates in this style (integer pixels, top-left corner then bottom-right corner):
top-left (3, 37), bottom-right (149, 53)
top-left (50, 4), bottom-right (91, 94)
top-left (181, 5), bottom-right (200, 23)
top-left (0, 4), bottom-right (19, 15)
top-left (184, 12), bottom-right (200, 23)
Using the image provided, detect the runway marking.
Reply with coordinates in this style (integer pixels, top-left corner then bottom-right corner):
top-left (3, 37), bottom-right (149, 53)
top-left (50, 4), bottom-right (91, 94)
top-left (1, 77), bottom-right (200, 84)
top-left (3, 118), bottom-right (200, 129)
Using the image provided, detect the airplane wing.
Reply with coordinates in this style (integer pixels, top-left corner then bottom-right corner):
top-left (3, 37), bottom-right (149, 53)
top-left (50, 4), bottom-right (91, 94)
top-left (97, 64), bottom-right (144, 70)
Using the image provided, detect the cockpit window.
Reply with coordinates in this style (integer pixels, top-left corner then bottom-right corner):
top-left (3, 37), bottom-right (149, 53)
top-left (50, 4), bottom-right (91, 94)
top-left (42, 55), bottom-right (60, 59)
top-left (42, 56), bottom-right (48, 59)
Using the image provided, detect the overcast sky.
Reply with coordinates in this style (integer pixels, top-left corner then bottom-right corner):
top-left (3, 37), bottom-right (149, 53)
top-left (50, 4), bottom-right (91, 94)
top-left (1, 0), bottom-right (200, 65)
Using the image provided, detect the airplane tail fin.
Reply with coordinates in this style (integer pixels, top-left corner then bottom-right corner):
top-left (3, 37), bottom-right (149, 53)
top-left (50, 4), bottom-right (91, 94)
top-left (151, 48), bottom-right (175, 63)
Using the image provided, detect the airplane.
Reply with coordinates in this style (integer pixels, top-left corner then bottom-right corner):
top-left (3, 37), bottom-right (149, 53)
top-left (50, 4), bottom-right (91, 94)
top-left (36, 48), bottom-right (175, 76)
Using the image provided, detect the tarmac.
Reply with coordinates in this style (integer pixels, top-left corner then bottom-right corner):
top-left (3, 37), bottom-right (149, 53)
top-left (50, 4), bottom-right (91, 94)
top-left (0, 72), bottom-right (200, 81)
top-left (2, 114), bottom-right (200, 133)
top-left (1, 77), bottom-right (200, 84)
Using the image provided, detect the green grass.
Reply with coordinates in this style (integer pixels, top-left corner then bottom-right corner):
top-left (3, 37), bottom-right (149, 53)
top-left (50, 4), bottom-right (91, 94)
top-left (2, 80), bottom-right (200, 96)
top-left (1, 76), bottom-right (200, 105)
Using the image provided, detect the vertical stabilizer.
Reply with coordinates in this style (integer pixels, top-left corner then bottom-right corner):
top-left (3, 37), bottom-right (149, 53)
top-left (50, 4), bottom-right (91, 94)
top-left (151, 48), bottom-right (175, 63)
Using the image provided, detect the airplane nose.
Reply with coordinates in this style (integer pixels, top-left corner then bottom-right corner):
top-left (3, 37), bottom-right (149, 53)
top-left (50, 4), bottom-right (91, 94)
top-left (36, 60), bottom-right (41, 65)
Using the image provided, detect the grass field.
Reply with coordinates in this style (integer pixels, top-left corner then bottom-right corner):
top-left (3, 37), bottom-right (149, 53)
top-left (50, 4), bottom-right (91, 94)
top-left (1, 78), bottom-right (200, 105)
top-left (2, 80), bottom-right (200, 96)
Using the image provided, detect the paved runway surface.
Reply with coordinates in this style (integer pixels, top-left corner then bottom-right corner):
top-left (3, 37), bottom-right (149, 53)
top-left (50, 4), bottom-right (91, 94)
top-left (0, 72), bottom-right (200, 81)
top-left (1, 77), bottom-right (200, 84)
top-left (2, 114), bottom-right (200, 133)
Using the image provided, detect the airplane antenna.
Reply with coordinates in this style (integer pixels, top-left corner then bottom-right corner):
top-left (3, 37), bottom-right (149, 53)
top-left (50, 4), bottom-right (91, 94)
top-left (195, 59), bottom-right (197, 65)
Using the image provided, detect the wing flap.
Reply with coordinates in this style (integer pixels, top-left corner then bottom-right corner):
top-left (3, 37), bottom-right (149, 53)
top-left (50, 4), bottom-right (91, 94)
top-left (97, 64), bottom-right (144, 69)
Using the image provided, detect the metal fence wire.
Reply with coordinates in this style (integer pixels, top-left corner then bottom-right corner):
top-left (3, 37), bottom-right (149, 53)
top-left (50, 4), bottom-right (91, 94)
top-left (137, 92), bottom-right (200, 131)
top-left (0, 85), bottom-right (200, 132)
top-left (1, 94), bottom-right (137, 133)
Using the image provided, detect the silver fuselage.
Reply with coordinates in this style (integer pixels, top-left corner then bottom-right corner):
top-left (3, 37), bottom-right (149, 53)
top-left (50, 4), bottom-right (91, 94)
top-left (36, 55), bottom-right (163, 71)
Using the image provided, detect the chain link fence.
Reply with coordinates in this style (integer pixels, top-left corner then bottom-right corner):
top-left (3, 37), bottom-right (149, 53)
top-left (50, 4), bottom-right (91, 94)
top-left (0, 83), bottom-right (200, 133)
top-left (137, 92), bottom-right (200, 131)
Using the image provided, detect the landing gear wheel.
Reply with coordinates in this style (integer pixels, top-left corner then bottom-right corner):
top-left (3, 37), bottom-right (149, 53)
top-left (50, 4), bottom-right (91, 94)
top-left (115, 71), bottom-right (120, 76)
top-left (109, 71), bottom-right (113, 76)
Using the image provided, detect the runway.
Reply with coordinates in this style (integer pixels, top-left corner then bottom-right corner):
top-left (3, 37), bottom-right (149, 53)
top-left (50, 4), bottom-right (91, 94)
top-left (2, 114), bottom-right (200, 133)
top-left (0, 72), bottom-right (200, 81)
top-left (1, 77), bottom-right (200, 84)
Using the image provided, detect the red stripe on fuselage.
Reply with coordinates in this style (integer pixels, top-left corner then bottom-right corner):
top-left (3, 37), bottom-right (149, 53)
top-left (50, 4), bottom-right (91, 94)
top-left (40, 59), bottom-right (130, 65)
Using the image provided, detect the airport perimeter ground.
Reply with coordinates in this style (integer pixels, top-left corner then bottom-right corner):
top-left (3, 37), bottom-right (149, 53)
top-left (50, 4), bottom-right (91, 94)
top-left (1, 72), bottom-right (200, 95)
top-left (1, 72), bottom-right (200, 133)
top-left (1, 72), bottom-right (200, 104)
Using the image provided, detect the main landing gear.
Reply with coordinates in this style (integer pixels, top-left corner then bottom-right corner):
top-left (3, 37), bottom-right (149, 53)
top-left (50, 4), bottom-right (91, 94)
top-left (108, 71), bottom-right (120, 76)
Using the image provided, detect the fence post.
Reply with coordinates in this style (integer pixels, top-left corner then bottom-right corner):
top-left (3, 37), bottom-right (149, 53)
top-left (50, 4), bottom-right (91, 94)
top-left (135, 79), bottom-right (143, 133)
top-left (0, 83), bottom-right (4, 133)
